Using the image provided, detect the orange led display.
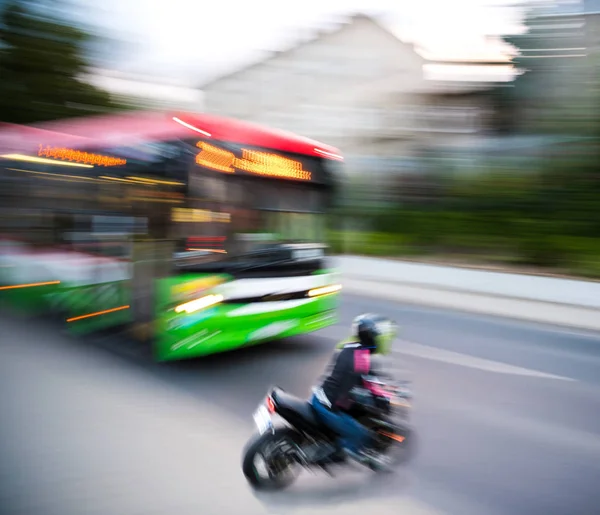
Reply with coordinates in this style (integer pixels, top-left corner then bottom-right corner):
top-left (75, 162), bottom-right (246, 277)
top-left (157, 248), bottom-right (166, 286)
top-left (195, 142), bottom-right (235, 173)
top-left (38, 145), bottom-right (126, 167)
top-left (195, 142), bottom-right (311, 181)
top-left (236, 149), bottom-right (311, 181)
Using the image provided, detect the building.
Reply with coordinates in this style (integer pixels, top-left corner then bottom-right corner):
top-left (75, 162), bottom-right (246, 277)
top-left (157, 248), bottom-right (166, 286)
top-left (199, 14), bottom-right (511, 205)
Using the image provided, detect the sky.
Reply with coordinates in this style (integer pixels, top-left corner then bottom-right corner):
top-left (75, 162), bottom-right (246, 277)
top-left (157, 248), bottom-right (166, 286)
top-left (85, 0), bottom-right (528, 86)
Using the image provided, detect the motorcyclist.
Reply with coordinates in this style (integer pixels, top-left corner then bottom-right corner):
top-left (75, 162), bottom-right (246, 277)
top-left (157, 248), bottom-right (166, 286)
top-left (310, 313), bottom-right (395, 469)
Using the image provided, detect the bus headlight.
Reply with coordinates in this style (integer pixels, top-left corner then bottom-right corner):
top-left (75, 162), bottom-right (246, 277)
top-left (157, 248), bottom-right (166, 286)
top-left (308, 284), bottom-right (342, 298)
top-left (174, 294), bottom-right (224, 314)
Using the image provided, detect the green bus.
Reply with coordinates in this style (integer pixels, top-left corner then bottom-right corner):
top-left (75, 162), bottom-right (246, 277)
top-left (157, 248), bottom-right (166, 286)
top-left (0, 111), bottom-right (344, 360)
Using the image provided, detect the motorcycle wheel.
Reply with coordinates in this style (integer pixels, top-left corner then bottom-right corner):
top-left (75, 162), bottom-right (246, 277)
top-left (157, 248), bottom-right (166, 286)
top-left (242, 427), bottom-right (302, 491)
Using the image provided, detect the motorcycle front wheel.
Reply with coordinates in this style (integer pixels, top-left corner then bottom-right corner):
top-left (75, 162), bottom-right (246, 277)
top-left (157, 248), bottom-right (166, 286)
top-left (242, 427), bottom-right (302, 491)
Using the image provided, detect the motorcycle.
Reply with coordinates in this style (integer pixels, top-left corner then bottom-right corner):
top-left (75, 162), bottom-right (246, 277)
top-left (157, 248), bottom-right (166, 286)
top-left (241, 375), bottom-right (413, 491)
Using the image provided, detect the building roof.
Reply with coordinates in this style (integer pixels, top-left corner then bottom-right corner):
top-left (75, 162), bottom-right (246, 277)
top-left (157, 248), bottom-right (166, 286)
top-left (198, 13), bottom-right (420, 90)
top-left (198, 12), bottom-right (514, 94)
top-left (0, 111), bottom-right (343, 159)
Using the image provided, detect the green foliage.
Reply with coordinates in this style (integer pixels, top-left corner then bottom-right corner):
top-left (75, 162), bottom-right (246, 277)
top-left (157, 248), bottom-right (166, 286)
top-left (0, 0), bottom-right (128, 123)
top-left (329, 152), bottom-right (600, 278)
top-left (326, 231), bottom-right (418, 257)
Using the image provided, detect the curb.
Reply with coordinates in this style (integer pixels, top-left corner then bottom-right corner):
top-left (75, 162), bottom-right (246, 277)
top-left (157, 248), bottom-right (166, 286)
top-left (345, 273), bottom-right (597, 311)
top-left (341, 276), bottom-right (600, 333)
top-left (332, 254), bottom-right (600, 283)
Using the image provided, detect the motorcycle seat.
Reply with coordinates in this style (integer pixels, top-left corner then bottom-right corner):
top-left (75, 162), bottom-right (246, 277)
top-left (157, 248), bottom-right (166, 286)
top-left (271, 388), bottom-right (322, 427)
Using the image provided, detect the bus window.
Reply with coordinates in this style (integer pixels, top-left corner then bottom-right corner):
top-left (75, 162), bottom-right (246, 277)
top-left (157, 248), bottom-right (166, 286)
top-left (261, 211), bottom-right (324, 243)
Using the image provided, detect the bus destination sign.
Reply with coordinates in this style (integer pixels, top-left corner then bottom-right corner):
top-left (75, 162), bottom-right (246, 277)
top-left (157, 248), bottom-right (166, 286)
top-left (195, 141), bottom-right (311, 182)
top-left (38, 145), bottom-right (127, 167)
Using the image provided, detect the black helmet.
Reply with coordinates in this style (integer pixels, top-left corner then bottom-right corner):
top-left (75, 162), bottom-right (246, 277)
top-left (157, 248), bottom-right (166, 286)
top-left (353, 314), bottom-right (381, 349)
top-left (344, 313), bottom-right (397, 355)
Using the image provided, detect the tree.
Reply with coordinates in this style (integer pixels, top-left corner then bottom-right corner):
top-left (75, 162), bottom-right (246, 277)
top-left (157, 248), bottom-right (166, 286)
top-left (0, 0), bottom-right (127, 123)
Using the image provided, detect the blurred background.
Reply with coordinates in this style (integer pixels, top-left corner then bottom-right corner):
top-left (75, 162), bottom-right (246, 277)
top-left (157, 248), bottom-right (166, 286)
top-left (0, 0), bottom-right (598, 277)
top-left (1, 1), bottom-right (600, 515)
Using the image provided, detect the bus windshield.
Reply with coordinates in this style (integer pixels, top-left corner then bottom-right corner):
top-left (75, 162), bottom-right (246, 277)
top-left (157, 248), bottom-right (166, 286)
top-left (171, 137), bottom-right (336, 258)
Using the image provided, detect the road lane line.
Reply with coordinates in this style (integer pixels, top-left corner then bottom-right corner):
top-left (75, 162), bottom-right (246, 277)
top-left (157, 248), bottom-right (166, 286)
top-left (394, 340), bottom-right (576, 381)
top-left (315, 326), bottom-right (575, 381)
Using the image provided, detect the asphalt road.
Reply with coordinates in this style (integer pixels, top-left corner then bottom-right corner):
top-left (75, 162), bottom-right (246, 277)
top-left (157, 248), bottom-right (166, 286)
top-left (2, 293), bottom-right (600, 515)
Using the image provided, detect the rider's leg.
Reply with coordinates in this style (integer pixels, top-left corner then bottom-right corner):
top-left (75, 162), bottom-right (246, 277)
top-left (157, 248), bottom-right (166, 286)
top-left (335, 411), bottom-right (374, 455)
top-left (311, 397), bottom-right (373, 456)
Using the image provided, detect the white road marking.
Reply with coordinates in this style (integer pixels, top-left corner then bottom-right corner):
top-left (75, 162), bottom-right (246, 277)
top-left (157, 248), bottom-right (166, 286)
top-left (298, 325), bottom-right (575, 381)
top-left (396, 340), bottom-right (576, 381)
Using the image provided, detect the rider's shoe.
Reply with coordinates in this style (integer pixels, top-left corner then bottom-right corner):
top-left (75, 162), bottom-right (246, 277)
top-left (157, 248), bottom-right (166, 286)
top-left (343, 448), bottom-right (374, 466)
top-left (344, 448), bottom-right (393, 472)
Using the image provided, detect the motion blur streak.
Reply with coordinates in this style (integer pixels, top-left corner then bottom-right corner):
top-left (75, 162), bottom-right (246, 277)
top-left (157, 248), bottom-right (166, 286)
top-left (0, 280), bottom-right (61, 291)
top-left (66, 305), bottom-right (131, 323)
top-left (172, 116), bottom-right (213, 137)
top-left (1, 154), bottom-right (94, 168)
top-left (308, 284), bottom-right (343, 297)
top-left (0, 0), bottom-right (599, 513)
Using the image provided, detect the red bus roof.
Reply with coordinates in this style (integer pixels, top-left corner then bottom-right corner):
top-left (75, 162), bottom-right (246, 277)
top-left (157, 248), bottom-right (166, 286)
top-left (0, 111), bottom-right (343, 161)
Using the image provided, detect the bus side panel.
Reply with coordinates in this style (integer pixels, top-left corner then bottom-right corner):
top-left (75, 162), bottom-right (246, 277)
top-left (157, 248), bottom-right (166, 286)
top-left (153, 274), bottom-right (340, 361)
top-left (59, 280), bottom-right (133, 335)
top-left (0, 240), bottom-right (133, 331)
top-left (153, 273), bottom-right (233, 360)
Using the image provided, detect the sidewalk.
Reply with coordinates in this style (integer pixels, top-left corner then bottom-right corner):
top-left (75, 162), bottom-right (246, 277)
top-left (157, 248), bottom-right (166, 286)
top-left (335, 256), bottom-right (600, 331)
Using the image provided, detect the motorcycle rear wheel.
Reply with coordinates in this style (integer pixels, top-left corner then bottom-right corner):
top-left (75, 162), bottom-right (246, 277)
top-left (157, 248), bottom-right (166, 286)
top-left (242, 427), bottom-right (302, 491)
